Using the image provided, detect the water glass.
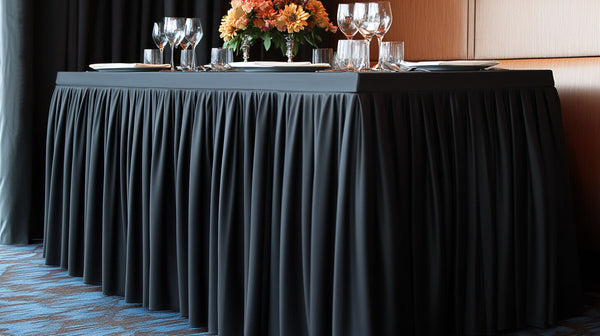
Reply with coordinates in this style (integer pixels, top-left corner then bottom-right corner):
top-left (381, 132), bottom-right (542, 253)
top-left (379, 41), bottom-right (404, 71)
top-left (180, 49), bottom-right (194, 71)
top-left (336, 40), bottom-right (368, 71)
top-left (210, 48), bottom-right (233, 71)
top-left (312, 48), bottom-right (334, 66)
top-left (143, 49), bottom-right (161, 64)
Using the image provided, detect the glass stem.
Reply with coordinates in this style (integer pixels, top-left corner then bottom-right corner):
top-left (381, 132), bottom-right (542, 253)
top-left (170, 43), bottom-right (175, 70)
top-left (192, 46), bottom-right (197, 71)
top-left (160, 47), bottom-right (164, 64)
top-left (364, 38), bottom-right (371, 71)
top-left (374, 35), bottom-right (383, 69)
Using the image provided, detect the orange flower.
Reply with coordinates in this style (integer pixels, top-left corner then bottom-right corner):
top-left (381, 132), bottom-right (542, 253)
top-left (307, 0), bottom-right (330, 29)
top-left (219, 6), bottom-right (249, 41)
top-left (256, 1), bottom-right (277, 18)
top-left (219, 18), bottom-right (237, 41)
top-left (326, 22), bottom-right (337, 33)
top-left (277, 3), bottom-right (310, 33)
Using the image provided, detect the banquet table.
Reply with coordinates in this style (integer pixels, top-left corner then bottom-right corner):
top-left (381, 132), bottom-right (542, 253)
top-left (44, 70), bottom-right (582, 336)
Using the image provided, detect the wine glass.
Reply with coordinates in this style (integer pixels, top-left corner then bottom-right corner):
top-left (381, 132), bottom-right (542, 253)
top-left (163, 17), bottom-right (185, 71)
top-left (353, 3), bottom-right (381, 68)
top-left (180, 36), bottom-right (190, 51)
top-left (373, 1), bottom-right (393, 70)
top-left (337, 4), bottom-right (358, 40)
top-left (185, 18), bottom-right (204, 71)
top-left (152, 22), bottom-right (168, 64)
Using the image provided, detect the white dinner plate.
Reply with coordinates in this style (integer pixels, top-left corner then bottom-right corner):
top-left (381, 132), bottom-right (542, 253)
top-left (400, 60), bottom-right (500, 71)
top-left (229, 61), bottom-right (331, 72)
top-left (89, 63), bottom-right (171, 72)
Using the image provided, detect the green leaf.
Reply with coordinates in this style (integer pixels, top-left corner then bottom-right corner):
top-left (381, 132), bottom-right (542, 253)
top-left (263, 35), bottom-right (272, 50)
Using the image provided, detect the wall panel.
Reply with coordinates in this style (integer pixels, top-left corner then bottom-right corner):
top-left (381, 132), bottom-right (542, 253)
top-left (475, 0), bottom-right (600, 59)
top-left (380, 0), bottom-right (469, 60)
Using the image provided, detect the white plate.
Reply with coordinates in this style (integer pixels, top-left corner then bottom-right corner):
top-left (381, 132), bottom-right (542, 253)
top-left (89, 63), bottom-right (171, 72)
top-left (229, 61), bottom-right (331, 72)
top-left (400, 60), bottom-right (500, 71)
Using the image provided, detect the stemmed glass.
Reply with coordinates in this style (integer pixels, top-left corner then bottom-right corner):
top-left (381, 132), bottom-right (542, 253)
top-left (353, 3), bottom-right (381, 69)
top-left (337, 4), bottom-right (358, 40)
top-left (152, 22), bottom-right (168, 64)
top-left (373, 2), bottom-right (393, 70)
top-left (180, 36), bottom-right (190, 51)
top-left (185, 18), bottom-right (204, 71)
top-left (163, 17), bottom-right (185, 71)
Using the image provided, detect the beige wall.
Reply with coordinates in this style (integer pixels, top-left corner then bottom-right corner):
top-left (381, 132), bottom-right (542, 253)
top-left (358, 0), bottom-right (600, 61)
top-left (475, 0), bottom-right (600, 59)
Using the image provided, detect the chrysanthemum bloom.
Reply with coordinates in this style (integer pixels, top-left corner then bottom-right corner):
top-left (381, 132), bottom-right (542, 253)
top-left (307, 0), bottom-right (329, 28)
top-left (277, 3), bottom-right (310, 33)
top-left (238, 0), bottom-right (261, 13)
top-left (219, 6), bottom-right (249, 41)
top-left (256, 1), bottom-right (276, 16)
top-left (230, 6), bottom-right (249, 29)
top-left (219, 17), bottom-right (237, 41)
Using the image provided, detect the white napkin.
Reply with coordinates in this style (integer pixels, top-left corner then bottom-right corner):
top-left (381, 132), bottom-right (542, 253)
top-left (229, 61), bottom-right (313, 68)
top-left (89, 63), bottom-right (170, 70)
top-left (401, 60), bottom-right (499, 67)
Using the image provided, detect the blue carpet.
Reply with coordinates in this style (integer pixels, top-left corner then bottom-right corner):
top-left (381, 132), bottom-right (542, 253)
top-left (1, 244), bottom-right (599, 335)
top-left (0, 244), bottom-right (207, 335)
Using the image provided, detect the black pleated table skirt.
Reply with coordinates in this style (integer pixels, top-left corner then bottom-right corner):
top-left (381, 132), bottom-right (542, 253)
top-left (44, 71), bottom-right (582, 335)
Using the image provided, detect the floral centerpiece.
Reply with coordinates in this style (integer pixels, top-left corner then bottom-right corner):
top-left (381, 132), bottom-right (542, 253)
top-left (219, 0), bottom-right (337, 62)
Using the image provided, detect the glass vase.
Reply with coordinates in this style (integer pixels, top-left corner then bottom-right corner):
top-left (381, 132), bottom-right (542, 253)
top-left (285, 34), bottom-right (295, 63)
top-left (242, 35), bottom-right (252, 62)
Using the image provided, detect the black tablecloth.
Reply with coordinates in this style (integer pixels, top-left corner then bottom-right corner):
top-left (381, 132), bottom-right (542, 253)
top-left (44, 71), bottom-right (582, 335)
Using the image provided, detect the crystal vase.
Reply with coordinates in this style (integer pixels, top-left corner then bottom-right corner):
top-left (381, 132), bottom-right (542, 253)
top-left (242, 35), bottom-right (252, 62)
top-left (285, 34), bottom-right (295, 63)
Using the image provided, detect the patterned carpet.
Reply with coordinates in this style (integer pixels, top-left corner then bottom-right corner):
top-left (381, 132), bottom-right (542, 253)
top-left (1, 243), bottom-right (599, 335)
top-left (0, 244), bottom-right (207, 335)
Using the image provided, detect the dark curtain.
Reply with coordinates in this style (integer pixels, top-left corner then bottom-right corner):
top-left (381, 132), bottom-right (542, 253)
top-left (1, 0), bottom-right (233, 244)
top-left (0, 2), bottom-right (33, 244)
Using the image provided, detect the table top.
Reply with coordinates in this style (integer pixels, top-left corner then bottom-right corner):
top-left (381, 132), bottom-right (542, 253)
top-left (56, 70), bottom-right (556, 93)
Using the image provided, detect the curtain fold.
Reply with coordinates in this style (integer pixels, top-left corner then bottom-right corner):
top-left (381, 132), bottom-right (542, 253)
top-left (0, 1), bottom-right (33, 244)
top-left (1, 0), bottom-right (231, 244)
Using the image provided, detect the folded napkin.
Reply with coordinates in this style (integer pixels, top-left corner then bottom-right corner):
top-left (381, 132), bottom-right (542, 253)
top-left (401, 60), bottom-right (499, 67)
top-left (229, 61), bottom-right (313, 67)
top-left (89, 63), bottom-right (170, 70)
